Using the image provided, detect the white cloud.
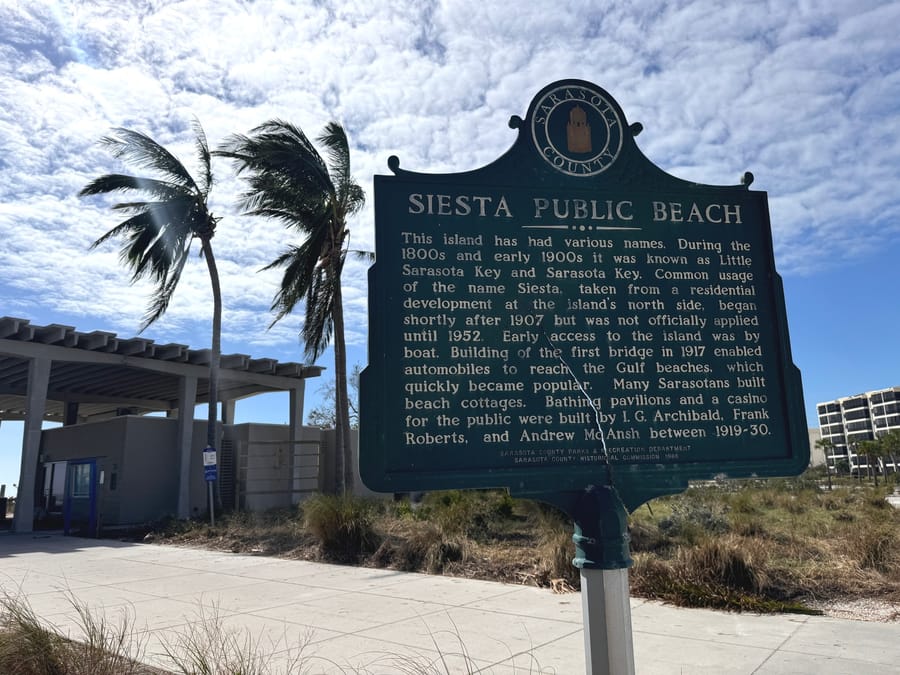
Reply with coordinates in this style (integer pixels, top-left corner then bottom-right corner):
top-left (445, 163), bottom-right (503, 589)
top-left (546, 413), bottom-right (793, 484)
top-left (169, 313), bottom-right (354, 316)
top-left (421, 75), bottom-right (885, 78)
top-left (0, 0), bottom-right (897, 367)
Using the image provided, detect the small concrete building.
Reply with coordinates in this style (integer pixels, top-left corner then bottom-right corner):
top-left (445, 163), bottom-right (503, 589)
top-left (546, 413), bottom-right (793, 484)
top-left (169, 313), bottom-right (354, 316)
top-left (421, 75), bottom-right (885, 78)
top-left (0, 316), bottom-right (350, 535)
top-left (36, 416), bottom-right (352, 534)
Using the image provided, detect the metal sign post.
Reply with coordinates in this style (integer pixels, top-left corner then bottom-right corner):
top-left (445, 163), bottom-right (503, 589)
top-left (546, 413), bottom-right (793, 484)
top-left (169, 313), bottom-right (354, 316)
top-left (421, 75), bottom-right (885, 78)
top-left (576, 489), bottom-right (635, 675)
top-left (539, 485), bottom-right (634, 674)
top-left (202, 446), bottom-right (217, 526)
top-left (581, 568), bottom-right (635, 675)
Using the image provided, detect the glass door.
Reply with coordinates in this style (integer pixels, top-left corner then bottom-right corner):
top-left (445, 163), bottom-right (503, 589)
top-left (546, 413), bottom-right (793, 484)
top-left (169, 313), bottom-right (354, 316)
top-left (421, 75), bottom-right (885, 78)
top-left (63, 460), bottom-right (97, 536)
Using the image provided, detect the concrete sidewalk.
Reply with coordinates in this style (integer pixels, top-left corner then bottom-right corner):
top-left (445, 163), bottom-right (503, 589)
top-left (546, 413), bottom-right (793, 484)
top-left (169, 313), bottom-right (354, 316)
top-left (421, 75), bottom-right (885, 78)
top-left (1, 533), bottom-right (897, 674)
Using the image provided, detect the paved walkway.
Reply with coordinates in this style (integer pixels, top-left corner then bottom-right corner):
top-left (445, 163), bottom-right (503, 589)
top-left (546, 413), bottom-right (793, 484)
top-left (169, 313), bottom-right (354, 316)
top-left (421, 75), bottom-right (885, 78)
top-left (1, 533), bottom-right (898, 674)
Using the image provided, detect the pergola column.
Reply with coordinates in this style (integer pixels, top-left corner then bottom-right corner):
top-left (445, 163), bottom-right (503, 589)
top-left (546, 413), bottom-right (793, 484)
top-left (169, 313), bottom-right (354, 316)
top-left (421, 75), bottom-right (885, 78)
top-left (222, 398), bottom-right (236, 425)
top-left (289, 385), bottom-right (305, 501)
top-left (289, 386), bottom-right (304, 442)
top-left (176, 375), bottom-right (198, 519)
top-left (13, 357), bottom-right (51, 533)
top-left (64, 401), bottom-right (79, 426)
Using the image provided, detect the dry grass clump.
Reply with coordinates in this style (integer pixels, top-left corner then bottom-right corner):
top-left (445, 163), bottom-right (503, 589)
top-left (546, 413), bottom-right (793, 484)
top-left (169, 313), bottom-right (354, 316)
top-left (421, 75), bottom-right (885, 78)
top-left (0, 592), bottom-right (152, 675)
top-left (522, 501), bottom-right (580, 590)
top-left (729, 513), bottom-right (768, 538)
top-left (535, 527), bottom-right (578, 590)
top-left (844, 521), bottom-right (900, 574)
top-left (371, 494), bottom-right (581, 590)
top-left (161, 603), bottom-right (315, 675)
top-left (677, 536), bottom-right (769, 593)
top-left (150, 508), bottom-right (316, 558)
top-left (372, 519), bottom-right (466, 574)
top-left (630, 536), bottom-right (817, 613)
top-left (0, 595), bottom-right (66, 675)
top-left (218, 508), bottom-right (309, 555)
top-left (301, 494), bottom-right (381, 562)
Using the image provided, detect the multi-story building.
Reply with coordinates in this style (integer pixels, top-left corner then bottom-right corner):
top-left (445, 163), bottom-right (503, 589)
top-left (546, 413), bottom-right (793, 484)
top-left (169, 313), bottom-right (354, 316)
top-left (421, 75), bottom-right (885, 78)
top-left (816, 387), bottom-right (900, 474)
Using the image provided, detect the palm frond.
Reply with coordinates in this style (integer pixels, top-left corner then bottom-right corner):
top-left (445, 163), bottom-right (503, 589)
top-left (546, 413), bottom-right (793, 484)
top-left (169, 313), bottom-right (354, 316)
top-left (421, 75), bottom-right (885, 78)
top-left (317, 122), bottom-right (366, 215)
top-left (137, 222), bottom-right (192, 283)
top-left (89, 214), bottom-right (151, 250)
top-left (191, 118), bottom-right (213, 199)
top-left (250, 119), bottom-right (330, 184)
top-left (92, 200), bottom-right (193, 285)
top-left (265, 226), bottom-right (330, 324)
top-left (216, 119), bottom-right (334, 203)
top-left (109, 195), bottom-right (204, 220)
top-left (317, 122), bottom-right (351, 192)
top-left (140, 243), bottom-right (191, 331)
top-left (79, 174), bottom-right (185, 202)
top-left (217, 129), bottom-right (324, 187)
top-left (114, 212), bottom-right (163, 281)
top-left (100, 128), bottom-right (200, 195)
top-left (301, 266), bottom-right (335, 362)
top-left (121, 217), bottom-right (179, 283)
top-left (344, 182), bottom-right (366, 216)
top-left (237, 172), bottom-right (329, 232)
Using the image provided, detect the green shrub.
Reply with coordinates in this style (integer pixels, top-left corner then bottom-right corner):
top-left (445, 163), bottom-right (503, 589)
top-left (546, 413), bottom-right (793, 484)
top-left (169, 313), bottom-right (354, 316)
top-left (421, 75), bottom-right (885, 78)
top-left (383, 496), bottom-right (419, 520)
top-left (726, 489), bottom-right (761, 515)
top-left (730, 513), bottom-right (767, 537)
top-left (628, 518), bottom-right (665, 552)
top-left (864, 489), bottom-right (892, 510)
top-left (302, 493), bottom-right (380, 561)
top-left (490, 490), bottom-right (516, 519)
top-left (657, 501), bottom-right (729, 544)
top-left (419, 489), bottom-right (516, 538)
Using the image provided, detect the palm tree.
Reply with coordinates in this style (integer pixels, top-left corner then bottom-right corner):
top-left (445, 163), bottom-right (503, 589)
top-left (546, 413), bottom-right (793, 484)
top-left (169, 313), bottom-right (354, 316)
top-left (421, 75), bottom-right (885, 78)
top-left (79, 122), bottom-right (222, 453)
top-left (878, 429), bottom-right (900, 476)
top-left (814, 438), bottom-right (834, 490)
top-left (217, 120), bottom-right (365, 494)
top-left (855, 439), bottom-right (880, 486)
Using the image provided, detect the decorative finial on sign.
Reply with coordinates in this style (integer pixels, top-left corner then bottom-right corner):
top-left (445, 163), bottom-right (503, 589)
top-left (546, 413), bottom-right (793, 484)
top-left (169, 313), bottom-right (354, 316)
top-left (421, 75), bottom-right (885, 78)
top-left (629, 122), bottom-right (643, 137)
top-left (509, 115), bottom-right (523, 129)
top-left (742, 171), bottom-right (754, 187)
top-left (387, 155), bottom-right (400, 173)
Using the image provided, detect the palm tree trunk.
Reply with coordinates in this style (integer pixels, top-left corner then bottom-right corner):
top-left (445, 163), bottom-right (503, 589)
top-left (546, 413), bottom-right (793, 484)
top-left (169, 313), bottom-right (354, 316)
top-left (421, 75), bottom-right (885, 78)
top-left (201, 238), bottom-right (222, 451)
top-left (331, 272), bottom-right (352, 495)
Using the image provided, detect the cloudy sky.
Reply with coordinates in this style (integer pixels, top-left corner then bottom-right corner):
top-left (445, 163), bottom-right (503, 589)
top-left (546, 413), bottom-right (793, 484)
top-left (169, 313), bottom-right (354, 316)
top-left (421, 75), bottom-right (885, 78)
top-left (1, 1), bottom-right (899, 492)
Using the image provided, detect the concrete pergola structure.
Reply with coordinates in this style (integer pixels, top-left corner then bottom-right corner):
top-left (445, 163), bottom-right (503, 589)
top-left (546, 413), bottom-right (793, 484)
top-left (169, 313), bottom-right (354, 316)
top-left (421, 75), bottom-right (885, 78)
top-left (0, 316), bottom-right (322, 533)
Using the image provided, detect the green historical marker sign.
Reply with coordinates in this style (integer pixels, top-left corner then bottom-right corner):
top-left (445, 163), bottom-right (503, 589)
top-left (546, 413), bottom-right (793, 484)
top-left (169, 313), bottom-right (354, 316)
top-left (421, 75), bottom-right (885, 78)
top-left (360, 80), bottom-right (808, 514)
